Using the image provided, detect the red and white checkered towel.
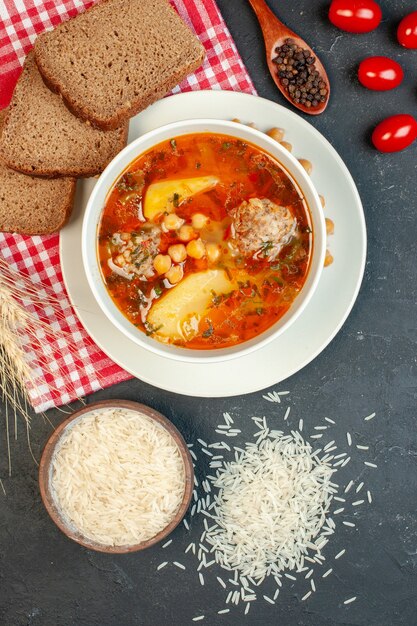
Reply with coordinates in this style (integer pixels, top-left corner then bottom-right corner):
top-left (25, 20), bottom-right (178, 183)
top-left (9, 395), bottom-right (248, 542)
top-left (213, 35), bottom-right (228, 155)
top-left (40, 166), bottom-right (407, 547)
top-left (0, 0), bottom-right (256, 413)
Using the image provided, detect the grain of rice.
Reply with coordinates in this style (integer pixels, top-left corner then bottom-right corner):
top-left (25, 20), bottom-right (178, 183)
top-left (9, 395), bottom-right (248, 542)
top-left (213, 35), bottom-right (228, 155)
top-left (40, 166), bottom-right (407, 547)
top-left (192, 616), bottom-right (205, 622)
top-left (334, 508), bottom-right (344, 515)
top-left (173, 561), bottom-right (185, 570)
top-left (191, 504), bottom-right (196, 516)
top-left (325, 417), bottom-right (336, 424)
top-left (162, 539), bottom-right (173, 548)
top-left (311, 579), bottom-right (316, 592)
top-left (344, 596), bottom-right (357, 605)
top-left (364, 462), bottom-right (377, 468)
top-left (190, 449), bottom-right (197, 461)
top-left (345, 480), bottom-right (354, 493)
top-left (341, 457), bottom-right (351, 467)
top-left (335, 549), bottom-right (345, 559)
top-left (302, 591), bottom-right (312, 601)
top-left (314, 425), bottom-right (327, 430)
top-left (367, 491), bottom-right (372, 504)
top-left (346, 432), bottom-right (352, 446)
top-left (224, 412), bottom-right (233, 425)
top-left (157, 561), bottom-right (168, 570)
top-left (334, 496), bottom-right (345, 502)
top-left (310, 434), bottom-right (323, 439)
top-left (226, 591), bottom-right (233, 604)
top-left (285, 574), bottom-right (297, 581)
top-left (185, 543), bottom-right (195, 554)
top-left (322, 568), bottom-right (333, 578)
top-left (199, 573), bottom-right (205, 586)
top-left (202, 448), bottom-right (213, 457)
top-left (218, 609), bottom-right (230, 614)
top-left (343, 521), bottom-right (355, 527)
top-left (263, 595), bottom-right (275, 604)
top-left (299, 419), bottom-right (303, 431)
top-left (197, 439), bottom-right (207, 447)
top-left (244, 604), bottom-right (250, 615)
top-left (273, 588), bottom-right (280, 600)
top-left (305, 569), bottom-right (313, 579)
top-left (364, 412), bottom-right (375, 421)
top-left (356, 482), bottom-right (364, 493)
top-left (183, 519), bottom-right (190, 531)
top-left (352, 500), bottom-right (364, 506)
top-left (356, 445), bottom-right (369, 451)
top-left (284, 407), bottom-right (291, 420)
top-left (217, 576), bottom-right (226, 589)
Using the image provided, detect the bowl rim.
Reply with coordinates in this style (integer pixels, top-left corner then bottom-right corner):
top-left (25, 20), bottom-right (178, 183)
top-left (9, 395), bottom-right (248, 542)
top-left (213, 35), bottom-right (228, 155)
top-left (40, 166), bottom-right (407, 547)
top-left (82, 118), bottom-right (326, 363)
top-left (38, 399), bottom-right (194, 553)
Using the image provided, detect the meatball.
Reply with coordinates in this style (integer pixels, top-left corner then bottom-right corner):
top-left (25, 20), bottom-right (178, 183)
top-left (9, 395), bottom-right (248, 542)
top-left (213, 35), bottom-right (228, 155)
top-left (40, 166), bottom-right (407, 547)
top-left (110, 226), bottom-right (161, 279)
top-left (230, 197), bottom-right (297, 260)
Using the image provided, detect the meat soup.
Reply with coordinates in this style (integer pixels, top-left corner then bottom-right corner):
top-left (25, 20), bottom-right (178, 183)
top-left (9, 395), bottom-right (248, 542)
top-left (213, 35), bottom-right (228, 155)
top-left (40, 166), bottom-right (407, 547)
top-left (97, 133), bottom-right (313, 349)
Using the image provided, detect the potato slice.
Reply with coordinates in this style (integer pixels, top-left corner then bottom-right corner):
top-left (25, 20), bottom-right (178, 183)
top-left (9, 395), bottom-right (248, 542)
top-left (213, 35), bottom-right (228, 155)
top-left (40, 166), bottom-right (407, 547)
top-left (144, 176), bottom-right (219, 221)
top-left (147, 269), bottom-right (233, 342)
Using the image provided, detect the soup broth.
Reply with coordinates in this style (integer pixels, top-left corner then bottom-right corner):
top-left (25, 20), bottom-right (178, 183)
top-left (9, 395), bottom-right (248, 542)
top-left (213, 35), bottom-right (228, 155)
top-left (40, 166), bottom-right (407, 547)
top-left (98, 133), bottom-right (312, 349)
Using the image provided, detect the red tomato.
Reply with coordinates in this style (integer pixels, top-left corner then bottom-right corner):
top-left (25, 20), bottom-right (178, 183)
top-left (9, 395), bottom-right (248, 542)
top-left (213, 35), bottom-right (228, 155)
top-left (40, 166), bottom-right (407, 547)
top-left (372, 115), bottom-right (417, 153)
top-left (358, 57), bottom-right (404, 91)
top-left (329, 0), bottom-right (382, 33)
top-left (397, 11), bottom-right (417, 48)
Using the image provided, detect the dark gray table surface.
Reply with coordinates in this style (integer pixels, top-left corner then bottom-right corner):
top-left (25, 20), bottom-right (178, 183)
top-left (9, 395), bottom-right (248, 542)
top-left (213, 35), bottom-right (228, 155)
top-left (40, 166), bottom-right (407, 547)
top-left (2, 1), bottom-right (417, 625)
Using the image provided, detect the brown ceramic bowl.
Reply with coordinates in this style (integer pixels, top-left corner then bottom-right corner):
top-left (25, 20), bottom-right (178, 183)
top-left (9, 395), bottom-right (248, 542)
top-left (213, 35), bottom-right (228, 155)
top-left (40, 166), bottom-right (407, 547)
top-left (39, 399), bottom-right (194, 553)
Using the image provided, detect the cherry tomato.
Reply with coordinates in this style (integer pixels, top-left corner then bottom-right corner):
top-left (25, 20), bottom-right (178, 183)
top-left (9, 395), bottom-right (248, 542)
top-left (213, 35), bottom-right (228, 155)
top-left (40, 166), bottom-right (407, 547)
top-left (358, 56), bottom-right (404, 91)
top-left (372, 114), bottom-right (417, 153)
top-left (397, 11), bottom-right (417, 48)
top-left (329, 0), bottom-right (382, 33)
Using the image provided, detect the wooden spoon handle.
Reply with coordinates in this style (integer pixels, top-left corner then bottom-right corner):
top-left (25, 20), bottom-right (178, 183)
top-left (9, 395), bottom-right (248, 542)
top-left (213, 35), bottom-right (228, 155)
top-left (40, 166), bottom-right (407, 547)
top-left (248, 0), bottom-right (285, 39)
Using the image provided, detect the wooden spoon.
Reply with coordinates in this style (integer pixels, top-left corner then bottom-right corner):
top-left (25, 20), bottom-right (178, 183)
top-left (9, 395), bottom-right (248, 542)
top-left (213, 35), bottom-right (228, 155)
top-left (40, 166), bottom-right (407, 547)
top-left (248, 0), bottom-right (330, 115)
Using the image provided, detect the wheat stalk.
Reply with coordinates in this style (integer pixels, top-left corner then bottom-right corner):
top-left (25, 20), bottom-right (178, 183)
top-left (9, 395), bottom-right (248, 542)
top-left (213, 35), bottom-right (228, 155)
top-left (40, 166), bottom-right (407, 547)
top-left (0, 258), bottom-right (93, 484)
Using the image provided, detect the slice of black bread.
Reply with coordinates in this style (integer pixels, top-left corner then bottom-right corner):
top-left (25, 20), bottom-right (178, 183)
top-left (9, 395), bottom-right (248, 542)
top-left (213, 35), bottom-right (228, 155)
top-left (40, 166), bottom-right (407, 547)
top-left (0, 53), bottom-right (128, 178)
top-left (34, 0), bottom-right (206, 130)
top-left (0, 109), bottom-right (76, 235)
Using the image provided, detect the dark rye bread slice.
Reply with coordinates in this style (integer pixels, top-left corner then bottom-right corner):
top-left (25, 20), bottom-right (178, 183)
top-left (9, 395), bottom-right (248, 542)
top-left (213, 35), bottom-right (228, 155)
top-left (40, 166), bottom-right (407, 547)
top-left (0, 53), bottom-right (128, 178)
top-left (34, 0), bottom-right (206, 130)
top-left (0, 110), bottom-right (76, 235)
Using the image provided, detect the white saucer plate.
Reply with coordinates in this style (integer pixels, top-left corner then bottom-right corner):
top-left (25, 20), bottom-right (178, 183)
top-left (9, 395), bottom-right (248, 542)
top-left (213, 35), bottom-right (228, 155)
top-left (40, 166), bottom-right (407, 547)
top-left (60, 90), bottom-right (366, 398)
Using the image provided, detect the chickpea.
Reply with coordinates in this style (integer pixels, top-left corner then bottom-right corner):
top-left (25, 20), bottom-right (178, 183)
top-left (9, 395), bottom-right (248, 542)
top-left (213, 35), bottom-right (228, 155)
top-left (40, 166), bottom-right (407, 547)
top-left (324, 249), bottom-right (334, 267)
top-left (280, 141), bottom-right (293, 152)
top-left (153, 254), bottom-right (172, 275)
top-left (120, 232), bottom-right (131, 242)
top-left (191, 213), bottom-right (209, 230)
top-left (325, 218), bottom-right (335, 236)
top-left (186, 239), bottom-right (206, 259)
top-left (168, 243), bottom-right (187, 263)
top-left (115, 254), bottom-right (126, 267)
top-left (319, 194), bottom-right (326, 208)
top-left (266, 127), bottom-right (285, 143)
top-left (206, 242), bottom-right (221, 264)
top-left (178, 225), bottom-right (196, 242)
top-left (165, 264), bottom-right (184, 284)
top-left (299, 159), bottom-right (313, 175)
top-left (163, 213), bottom-right (184, 231)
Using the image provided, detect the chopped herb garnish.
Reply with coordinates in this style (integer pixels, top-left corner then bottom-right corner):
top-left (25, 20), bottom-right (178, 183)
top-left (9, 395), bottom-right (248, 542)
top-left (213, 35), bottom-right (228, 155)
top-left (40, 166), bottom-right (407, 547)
top-left (256, 307), bottom-right (264, 316)
top-left (222, 142), bottom-right (231, 151)
top-left (154, 285), bottom-right (163, 297)
top-left (144, 321), bottom-right (163, 336)
top-left (259, 241), bottom-right (275, 257)
top-left (116, 172), bottom-right (138, 192)
top-left (196, 161), bottom-right (201, 169)
top-left (173, 192), bottom-right (180, 208)
top-left (202, 321), bottom-right (214, 338)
